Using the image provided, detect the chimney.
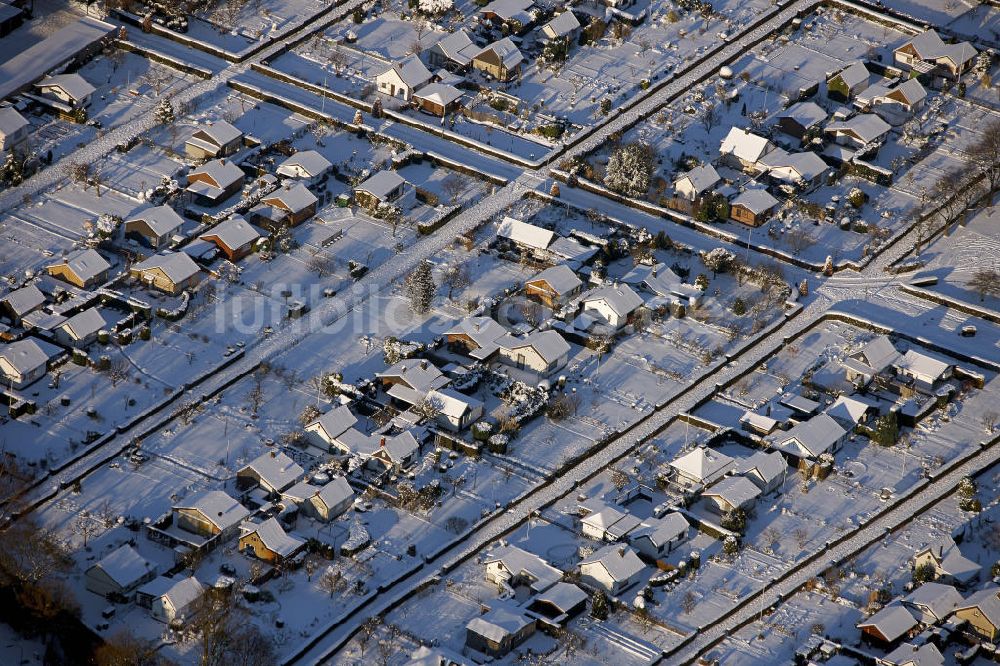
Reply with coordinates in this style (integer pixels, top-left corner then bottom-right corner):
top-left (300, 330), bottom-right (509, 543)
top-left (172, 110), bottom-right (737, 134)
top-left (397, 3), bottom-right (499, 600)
top-left (380, 437), bottom-right (386, 448)
top-left (220, 159), bottom-right (226, 165)
top-left (651, 265), bottom-right (657, 278)
top-left (474, 322), bottom-right (481, 332)
top-left (420, 360), bottom-right (428, 371)
top-left (270, 451), bottom-right (276, 458)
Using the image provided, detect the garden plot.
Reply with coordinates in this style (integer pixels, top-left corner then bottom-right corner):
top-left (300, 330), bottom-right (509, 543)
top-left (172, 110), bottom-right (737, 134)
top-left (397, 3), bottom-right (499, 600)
top-left (99, 144), bottom-right (186, 199)
top-left (268, 48), bottom-right (386, 99)
top-left (16, 184), bottom-right (139, 241)
top-left (325, 14), bottom-right (447, 62)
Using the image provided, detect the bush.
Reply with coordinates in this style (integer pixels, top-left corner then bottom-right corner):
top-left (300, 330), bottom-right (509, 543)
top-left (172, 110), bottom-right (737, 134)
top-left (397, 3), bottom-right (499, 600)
top-left (847, 187), bottom-right (867, 208)
top-left (590, 589), bottom-right (609, 620)
top-left (732, 298), bottom-right (746, 315)
top-left (471, 422), bottom-right (493, 441)
top-left (536, 123), bottom-right (564, 139)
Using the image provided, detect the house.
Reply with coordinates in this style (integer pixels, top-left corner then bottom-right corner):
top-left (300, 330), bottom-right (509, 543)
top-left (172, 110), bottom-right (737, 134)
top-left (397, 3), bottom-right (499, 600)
top-left (878, 642), bottom-right (945, 666)
top-left (580, 505), bottom-right (642, 542)
top-left (580, 284), bottom-right (644, 329)
top-left (137, 576), bottom-right (203, 623)
top-left (856, 79), bottom-right (927, 119)
top-left (778, 392), bottom-right (820, 418)
top-left (276, 150), bottom-right (332, 182)
top-left (35, 73), bottom-right (95, 109)
top-left (579, 544), bottom-right (645, 596)
top-left (130, 252), bottom-right (201, 295)
top-left (498, 217), bottom-right (555, 256)
top-left (84, 544), bottom-right (158, 599)
top-left (827, 394), bottom-right (878, 428)
top-left (239, 517), bottom-right (305, 564)
top-left (377, 358), bottom-right (449, 406)
top-left (55, 307), bottom-right (106, 348)
top-left (702, 475), bottom-right (761, 514)
top-left (184, 120), bottom-right (243, 160)
top-left (0, 106), bottom-right (29, 152)
top-left (737, 450), bottom-right (786, 494)
top-left (0, 338), bottom-right (48, 388)
top-left (729, 188), bottom-right (779, 227)
top-left (669, 446), bottom-right (734, 487)
top-left (427, 387), bottom-right (484, 431)
top-left (354, 170), bottom-right (406, 210)
top-left (471, 38), bottom-right (524, 81)
top-left (249, 182), bottom-right (318, 230)
top-left (322, 426), bottom-right (421, 471)
top-left (478, 0), bottom-right (534, 27)
top-left (892, 349), bottom-right (953, 391)
top-left (525, 265), bottom-right (582, 308)
top-left (901, 582), bottom-right (962, 625)
top-left (413, 83), bottom-right (463, 117)
top-left (913, 536), bottom-right (980, 587)
top-left (186, 158), bottom-right (244, 205)
top-left (525, 582), bottom-right (588, 628)
top-left (304, 405), bottom-right (359, 451)
top-left (894, 29), bottom-right (976, 80)
top-left (825, 114), bottom-right (891, 150)
top-left (844, 335), bottom-right (901, 385)
top-left (628, 512), bottom-right (689, 560)
top-left (858, 603), bottom-right (919, 646)
top-left (674, 164), bottom-right (721, 202)
top-left (621, 262), bottom-right (702, 307)
top-left (484, 544), bottom-right (561, 594)
top-left (445, 316), bottom-right (508, 360)
top-left (496, 330), bottom-right (570, 377)
top-left (740, 410), bottom-right (779, 436)
top-left (465, 605), bottom-right (536, 659)
top-left (376, 56), bottom-right (432, 101)
top-left (719, 128), bottom-right (775, 171)
top-left (759, 149), bottom-right (829, 191)
top-left (199, 215), bottom-right (261, 261)
top-left (124, 205), bottom-right (185, 249)
top-left (771, 413), bottom-right (848, 460)
top-left (46, 248), bottom-right (110, 288)
top-left (427, 29), bottom-right (479, 71)
top-left (237, 450), bottom-right (303, 495)
top-left (173, 490), bottom-right (249, 540)
top-left (952, 586), bottom-right (1000, 640)
top-left (827, 61), bottom-right (870, 102)
top-left (283, 476), bottom-right (354, 522)
top-left (776, 101), bottom-right (827, 140)
top-left (0, 284), bottom-right (45, 323)
top-left (540, 11), bottom-right (580, 43)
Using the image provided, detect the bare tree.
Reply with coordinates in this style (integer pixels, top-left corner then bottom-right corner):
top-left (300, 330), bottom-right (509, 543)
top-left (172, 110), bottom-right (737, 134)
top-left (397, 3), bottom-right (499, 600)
top-left (442, 175), bottom-right (464, 204)
top-left (982, 411), bottom-right (998, 433)
top-left (970, 118), bottom-right (1000, 196)
top-left (358, 616), bottom-right (382, 657)
top-left (318, 567), bottom-right (346, 597)
top-left (73, 511), bottom-right (97, 548)
top-left (700, 104), bottom-right (719, 132)
top-left (330, 45), bottom-right (348, 77)
top-left (247, 376), bottom-right (264, 417)
top-left (442, 263), bottom-right (471, 299)
top-left (108, 358), bottom-right (130, 386)
top-left (308, 252), bottom-right (335, 278)
top-left (968, 268), bottom-right (1000, 302)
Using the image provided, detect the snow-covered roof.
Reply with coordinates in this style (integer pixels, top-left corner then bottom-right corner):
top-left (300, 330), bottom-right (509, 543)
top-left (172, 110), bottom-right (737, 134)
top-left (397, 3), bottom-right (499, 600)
top-left (532, 582), bottom-right (587, 613)
top-left (192, 120), bottom-right (241, 147)
top-left (0, 106), bottom-right (28, 138)
top-left (355, 170), bottom-right (405, 200)
top-left (413, 82), bottom-right (463, 108)
top-left (882, 642), bottom-right (944, 666)
top-left (480, 0), bottom-right (533, 21)
top-left (262, 182), bottom-right (318, 214)
top-left (52, 248), bottom-right (110, 284)
top-left (309, 405), bottom-right (359, 442)
top-left (466, 604), bottom-right (534, 642)
top-left (1, 284), bottom-right (45, 316)
top-left (240, 450), bottom-right (303, 492)
top-left (200, 215), bottom-right (260, 251)
top-left (826, 395), bottom-right (876, 426)
top-left (242, 517), bottom-right (303, 557)
top-left (315, 476), bottom-right (354, 509)
top-left (737, 450), bottom-right (785, 485)
top-left (857, 335), bottom-right (900, 372)
top-left (830, 61), bottom-right (870, 90)
top-left (731, 188), bottom-right (779, 215)
top-left (0, 338), bottom-right (48, 374)
top-left (825, 114), bottom-right (891, 144)
top-left (528, 264), bottom-right (582, 295)
top-left (427, 387), bottom-right (483, 420)
top-left (138, 575), bottom-right (203, 611)
top-left (188, 159), bottom-right (244, 190)
top-left (378, 55), bottom-right (432, 89)
top-left (630, 512), bottom-right (688, 547)
top-left (703, 475), bottom-right (761, 509)
top-left (58, 308), bottom-right (106, 341)
top-left (891, 78), bottom-right (927, 106)
top-left (759, 149), bottom-right (828, 182)
top-left (276, 150), bottom-right (332, 178)
top-left (740, 410), bottom-right (778, 433)
top-left (174, 490), bottom-right (249, 532)
top-left (675, 163), bottom-right (720, 194)
top-left (778, 391), bottom-right (819, 416)
top-left (132, 252), bottom-right (200, 284)
top-left (719, 127), bottom-right (774, 163)
top-left (916, 536), bottom-right (980, 582)
top-left (894, 349), bottom-right (951, 381)
top-left (669, 446), bottom-right (734, 483)
top-left (778, 101), bottom-right (827, 129)
top-left (581, 505), bottom-right (641, 540)
top-left (955, 587), bottom-right (1000, 627)
top-left (903, 582), bottom-right (962, 620)
top-left (377, 358), bottom-right (448, 392)
top-left (583, 283), bottom-right (645, 317)
top-left (499, 329), bottom-right (570, 364)
top-left (542, 11), bottom-right (580, 38)
top-left (89, 544), bottom-right (156, 589)
top-left (773, 413), bottom-right (846, 458)
top-left (445, 316), bottom-right (508, 355)
top-left (899, 29), bottom-right (976, 67)
top-left (476, 37), bottom-right (524, 70)
top-left (580, 544), bottom-right (644, 582)
top-left (37, 73), bottom-right (95, 101)
top-left (857, 603), bottom-right (918, 642)
top-left (127, 205), bottom-right (185, 238)
top-left (431, 29), bottom-right (478, 66)
top-left (498, 216), bottom-right (554, 250)
top-left (335, 428), bottom-right (420, 465)
top-left (484, 544), bottom-right (561, 590)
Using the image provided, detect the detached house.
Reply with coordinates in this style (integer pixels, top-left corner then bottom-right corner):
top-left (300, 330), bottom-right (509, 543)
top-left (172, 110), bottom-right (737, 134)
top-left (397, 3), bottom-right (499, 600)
top-left (305, 405), bottom-right (359, 452)
top-left (376, 56), bottom-right (432, 101)
top-left (125, 205), bottom-right (185, 249)
top-left (879, 642), bottom-right (945, 666)
top-left (702, 475), bottom-right (761, 514)
top-left (892, 349), bottom-right (953, 392)
top-left (282, 476), bottom-right (354, 522)
top-left (237, 450), bottom-right (303, 495)
top-left (186, 158), bottom-right (244, 205)
top-left (674, 163), bottom-right (721, 202)
top-left (581, 504), bottom-right (642, 542)
top-left (184, 120), bottom-right (243, 160)
top-left (239, 517), bottom-right (305, 564)
top-left (913, 536), bottom-right (979, 587)
top-left (737, 450), bottom-right (786, 494)
top-left (953, 587), bottom-right (1000, 641)
top-left (199, 215), bottom-right (261, 261)
top-left (276, 150), bottom-right (332, 183)
top-left (771, 413), bottom-right (848, 460)
top-left (55, 308), bottom-right (106, 348)
top-left (496, 329), bottom-right (570, 377)
top-left (827, 61), bottom-right (870, 102)
top-left (759, 149), bottom-right (829, 191)
top-left (427, 29), bottom-right (479, 71)
top-left (0, 338), bottom-right (48, 388)
top-left (858, 603), bottom-right (919, 646)
top-left (844, 335), bottom-right (900, 386)
top-left (250, 182), bottom-right (318, 230)
top-left (172, 490), bottom-right (249, 540)
top-left (540, 11), bottom-right (580, 43)
top-left (498, 216), bottom-right (555, 257)
top-left (35, 73), bottom-right (95, 109)
top-left (825, 114), bottom-right (891, 150)
top-left (377, 358), bottom-right (449, 406)
top-left (445, 316), bottom-right (508, 360)
top-left (413, 83), bottom-right (463, 117)
top-left (85, 544), bottom-right (158, 600)
top-left (525, 264), bottom-right (582, 308)
top-left (46, 248), bottom-right (110, 288)
top-left (479, 0), bottom-right (534, 28)
top-left (776, 101), bottom-right (827, 141)
top-left (0, 284), bottom-right (44, 324)
top-left (856, 79), bottom-right (927, 121)
top-left (901, 582), bottom-right (962, 625)
top-left (130, 252), bottom-right (201, 295)
top-left (137, 576), bottom-right (203, 624)
top-left (628, 512), bottom-right (689, 560)
top-left (719, 128), bottom-right (774, 172)
top-left (580, 283), bottom-right (644, 330)
top-left (465, 605), bottom-right (536, 659)
top-left (427, 387), bottom-right (483, 431)
top-left (354, 170), bottom-right (406, 210)
top-left (472, 38), bottom-right (524, 81)
top-left (579, 544), bottom-right (645, 596)
top-left (894, 29), bottom-right (976, 81)
top-left (729, 188), bottom-right (779, 227)
top-left (484, 544), bottom-right (561, 594)
top-left (669, 446), bottom-right (734, 488)
top-left (0, 107), bottom-right (29, 152)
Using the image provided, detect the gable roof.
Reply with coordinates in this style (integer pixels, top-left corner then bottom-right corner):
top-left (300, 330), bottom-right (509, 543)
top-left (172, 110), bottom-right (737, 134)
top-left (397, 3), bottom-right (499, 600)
top-left (53, 248), bottom-right (111, 283)
top-left (1, 284), bottom-right (45, 316)
top-left (882, 642), bottom-right (944, 666)
top-left (37, 73), bottom-right (95, 101)
top-left (188, 159), bottom-right (243, 190)
top-left (0, 107), bottom-right (28, 138)
top-left (58, 307), bottom-right (106, 341)
top-left (127, 205), bottom-right (185, 238)
top-left (484, 544), bottom-right (561, 590)
top-left (200, 215), bottom-right (261, 251)
top-left (894, 349), bottom-right (951, 380)
top-left (89, 544), bottom-right (156, 589)
top-left (772, 413), bottom-right (846, 458)
top-left (378, 55), bottom-right (432, 89)
top-left (630, 512), bottom-right (688, 547)
top-left (826, 394), bottom-right (876, 426)
top-left (675, 163), bottom-right (720, 194)
top-left (955, 586), bottom-right (1000, 628)
top-left (669, 446), bottom-right (734, 483)
top-left (778, 101), bottom-right (827, 129)
top-left (857, 335), bottom-right (900, 372)
top-left (432, 29), bottom-right (477, 66)
top-left (276, 150), bottom-right (332, 178)
top-left (532, 582), bottom-right (588, 614)
top-left (377, 358), bottom-right (448, 392)
top-left (857, 603), bottom-right (918, 642)
top-left (0, 338), bottom-right (48, 374)
top-left (899, 29), bottom-right (976, 67)
top-left (830, 61), bottom-right (870, 90)
top-left (703, 475), bottom-right (761, 508)
top-left (543, 11), bottom-right (580, 38)
top-left (759, 149), bottom-right (828, 181)
top-left (240, 450), bottom-right (303, 491)
top-left (499, 329), bottom-right (570, 364)
top-left (902, 582), bottom-right (962, 620)
top-left (826, 113), bottom-right (891, 144)
top-left (580, 544), bottom-right (645, 582)
top-left (308, 405), bottom-right (359, 442)
top-left (427, 387), bottom-right (484, 420)
top-left (916, 536), bottom-right (979, 582)
top-left (315, 476), bottom-right (354, 509)
top-left (720, 127), bottom-right (774, 163)
top-left (242, 517), bottom-right (303, 557)
top-left (174, 490), bottom-right (249, 532)
top-left (737, 450), bottom-right (785, 485)
top-left (498, 217), bottom-right (554, 250)
top-left (731, 188), bottom-right (779, 215)
top-left (413, 82), bottom-right (463, 108)
top-left (476, 37), bottom-right (524, 69)
top-left (445, 316), bottom-right (508, 355)
top-left (194, 120), bottom-right (241, 147)
top-left (583, 284), bottom-right (644, 317)
top-left (479, 0), bottom-right (533, 21)
top-left (466, 604), bottom-right (534, 642)
top-left (132, 252), bottom-right (200, 284)
top-left (529, 264), bottom-right (582, 295)
top-left (355, 170), bottom-right (405, 200)
top-left (262, 182), bottom-right (318, 214)
top-left (138, 575), bottom-right (203, 611)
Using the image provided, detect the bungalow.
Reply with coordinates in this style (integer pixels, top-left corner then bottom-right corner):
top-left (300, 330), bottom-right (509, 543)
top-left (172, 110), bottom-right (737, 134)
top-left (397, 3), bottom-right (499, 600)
top-left (901, 582), bottom-right (962, 625)
top-left (276, 150), bottom-right (332, 183)
top-left (172, 489), bottom-right (249, 540)
top-left (879, 643), bottom-right (945, 666)
top-left (729, 188), bottom-right (779, 227)
top-left (894, 29), bottom-right (976, 81)
top-left (525, 582), bottom-right (588, 628)
top-left (249, 182), bottom-right (318, 230)
top-left (478, 0), bottom-right (534, 28)
top-left (719, 128), bottom-right (775, 172)
top-left (304, 405), bottom-right (359, 451)
top-left (377, 358), bottom-right (449, 406)
top-left (237, 450), bottom-right (303, 495)
top-left (427, 387), bottom-right (484, 431)
top-left (525, 264), bottom-right (582, 308)
top-left (540, 11), bottom-right (580, 43)
top-left (427, 29), bottom-right (479, 71)
top-left (702, 475), bottom-right (761, 514)
top-left (184, 120), bottom-right (243, 160)
top-left (913, 536), bottom-right (980, 587)
top-left (825, 114), bottom-right (891, 150)
top-left (84, 544), bottom-right (157, 600)
top-left (354, 170), bottom-right (406, 210)
top-left (199, 215), bottom-right (261, 261)
top-left (856, 79), bottom-right (927, 119)
top-left (759, 149), bottom-right (829, 191)
top-left (46, 248), bottom-right (111, 288)
top-left (621, 262), bottom-right (702, 307)
top-left (628, 512), bottom-right (688, 560)
top-left (137, 576), bottom-right (203, 623)
top-left (496, 329), bottom-right (570, 377)
top-left (579, 544), bottom-right (645, 596)
top-left (282, 476), bottom-right (354, 522)
top-left (892, 349), bottom-right (953, 392)
top-left (844, 335), bottom-right (901, 385)
top-left (0, 338), bottom-right (48, 388)
top-left (952, 586), bottom-right (1000, 641)
top-left (55, 307), bottom-right (106, 348)
top-left (484, 544), bottom-right (561, 594)
top-left (669, 446), bottom-right (734, 488)
top-left (580, 283), bottom-right (644, 330)
top-left (124, 205), bottom-right (185, 249)
top-left (35, 73), bottom-right (95, 109)
top-left (827, 61), bottom-right (870, 102)
top-left (0, 284), bottom-right (45, 323)
top-left (130, 252), bottom-right (201, 295)
top-left (674, 163), bottom-right (721, 202)
top-left (375, 56), bottom-right (432, 101)
top-left (827, 394), bottom-right (878, 428)
top-left (858, 603), bottom-right (919, 646)
top-left (186, 158), bottom-right (244, 205)
top-left (776, 101), bottom-right (827, 140)
top-left (498, 216), bottom-right (555, 257)
top-left (471, 38), bottom-right (524, 82)
top-left (737, 450), bottom-right (786, 494)
top-left (740, 410), bottom-right (779, 437)
top-left (581, 504), bottom-right (642, 542)
top-left (413, 83), bottom-right (463, 117)
top-left (444, 316), bottom-right (508, 360)
top-left (778, 392), bottom-right (820, 418)
top-left (323, 426), bottom-right (420, 471)
top-left (465, 605), bottom-right (536, 659)
top-left (771, 413), bottom-right (848, 460)
top-left (0, 107), bottom-right (29, 152)
top-left (239, 517), bottom-right (305, 564)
